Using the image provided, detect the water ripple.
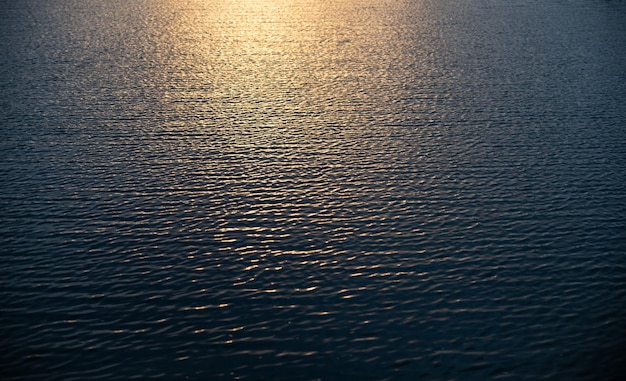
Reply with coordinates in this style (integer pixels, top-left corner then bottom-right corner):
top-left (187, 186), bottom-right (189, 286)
top-left (2, 0), bottom-right (626, 380)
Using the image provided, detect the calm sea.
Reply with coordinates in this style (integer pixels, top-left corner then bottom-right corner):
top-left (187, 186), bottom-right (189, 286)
top-left (1, 0), bottom-right (625, 379)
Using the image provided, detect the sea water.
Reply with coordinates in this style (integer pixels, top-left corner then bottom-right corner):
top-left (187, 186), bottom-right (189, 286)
top-left (1, 0), bottom-right (625, 379)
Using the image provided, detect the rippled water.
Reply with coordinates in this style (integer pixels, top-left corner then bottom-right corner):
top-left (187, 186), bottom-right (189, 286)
top-left (1, 0), bottom-right (625, 379)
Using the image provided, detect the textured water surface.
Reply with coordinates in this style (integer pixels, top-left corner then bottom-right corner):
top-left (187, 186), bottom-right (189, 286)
top-left (1, 0), bottom-right (625, 380)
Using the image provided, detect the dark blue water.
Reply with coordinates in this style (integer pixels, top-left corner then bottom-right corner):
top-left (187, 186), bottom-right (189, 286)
top-left (1, 0), bottom-right (625, 379)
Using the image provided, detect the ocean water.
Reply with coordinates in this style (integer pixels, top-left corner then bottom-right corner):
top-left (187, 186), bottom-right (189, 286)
top-left (1, 0), bottom-right (625, 379)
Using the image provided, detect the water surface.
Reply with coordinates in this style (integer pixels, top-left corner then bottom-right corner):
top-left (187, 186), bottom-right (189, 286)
top-left (1, 0), bottom-right (625, 379)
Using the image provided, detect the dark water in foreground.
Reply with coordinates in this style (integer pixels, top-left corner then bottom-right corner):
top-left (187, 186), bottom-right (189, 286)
top-left (1, 0), bottom-right (626, 379)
